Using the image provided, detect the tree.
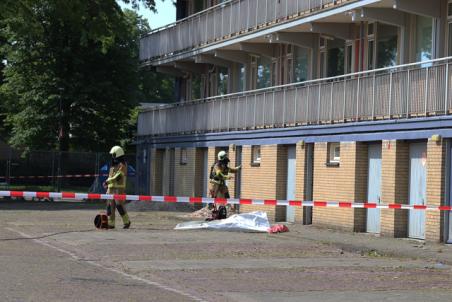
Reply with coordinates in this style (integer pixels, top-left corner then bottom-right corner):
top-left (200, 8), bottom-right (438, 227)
top-left (0, 0), bottom-right (161, 153)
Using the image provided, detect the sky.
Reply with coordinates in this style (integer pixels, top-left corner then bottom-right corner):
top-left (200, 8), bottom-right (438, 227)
top-left (118, 0), bottom-right (176, 30)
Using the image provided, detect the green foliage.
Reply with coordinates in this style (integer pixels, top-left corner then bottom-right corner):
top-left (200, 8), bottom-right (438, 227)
top-left (0, 0), bottom-right (173, 153)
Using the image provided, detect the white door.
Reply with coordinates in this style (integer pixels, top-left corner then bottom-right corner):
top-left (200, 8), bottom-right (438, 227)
top-left (367, 144), bottom-right (382, 233)
top-left (409, 142), bottom-right (427, 239)
top-left (286, 145), bottom-right (297, 222)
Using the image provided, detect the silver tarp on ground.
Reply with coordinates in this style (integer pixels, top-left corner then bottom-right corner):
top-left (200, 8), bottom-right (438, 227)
top-left (174, 211), bottom-right (270, 232)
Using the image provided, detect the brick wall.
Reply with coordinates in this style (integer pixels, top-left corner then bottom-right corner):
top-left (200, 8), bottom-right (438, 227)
top-left (151, 149), bottom-right (164, 195)
top-left (294, 143), bottom-right (315, 224)
top-left (240, 144), bottom-right (287, 222)
top-left (312, 142), bottom-right (368, 231)
top-left (194, 148), bottom-right (207, 197)
top-left (381, 140), bottom-right (409, 238)
top-left (174, 148), bottom-right (196, 197)
top-left (426, 138), bottom-right (446, 242)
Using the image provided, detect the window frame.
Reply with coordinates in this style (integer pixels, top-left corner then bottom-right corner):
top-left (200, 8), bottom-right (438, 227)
top-left (327, 142), bottom-right (340, 166)
top-left (180, 148), bottom-right (188, 165)
top-left (447, 0), bottom-right (452, 56)
top-left (251, 145), bottom-right (261, 166)
top-left (367, 22), bottom-right (376, 71)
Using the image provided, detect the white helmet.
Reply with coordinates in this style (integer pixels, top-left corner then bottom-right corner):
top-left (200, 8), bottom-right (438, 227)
top-left (110, 146), bottom-right (125, 158)
top-left (217, 150), bottom-right (228, 161)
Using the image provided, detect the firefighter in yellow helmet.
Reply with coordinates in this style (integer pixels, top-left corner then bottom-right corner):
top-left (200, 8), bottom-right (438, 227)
top-left (209, 150), bottom-right (241, 199)
top-left (103, 146), bottom-right (131, 229)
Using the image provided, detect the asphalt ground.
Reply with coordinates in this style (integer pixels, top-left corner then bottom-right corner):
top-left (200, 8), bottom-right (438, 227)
top-left (1, 200), bottom-right (452, 302)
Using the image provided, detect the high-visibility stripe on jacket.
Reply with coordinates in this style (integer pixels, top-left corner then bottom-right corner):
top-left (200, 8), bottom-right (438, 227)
top-left (106, 162), bottom-right (127, 189)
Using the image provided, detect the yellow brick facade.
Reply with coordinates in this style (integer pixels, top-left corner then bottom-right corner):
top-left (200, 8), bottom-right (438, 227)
top-left (150, 149), bottom-right (164, 195)
top-left (146, 137), bottom-right (448, 242)
top-left (380, 140), bottom-right (409, 238)
top-left (240, 144), bottom-right (287, 222)
top-left (426, 138), bottom-right (446, 241)
top-left (173, 148), bottom-right (196, 197)
top-left (312, 142), bottom-right (367, 232)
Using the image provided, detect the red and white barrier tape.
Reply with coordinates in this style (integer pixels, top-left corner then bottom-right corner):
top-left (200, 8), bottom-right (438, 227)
top-left (0, 174), bottom-right (108, 179)
top-left (0, 190), bottom-right (451, 211)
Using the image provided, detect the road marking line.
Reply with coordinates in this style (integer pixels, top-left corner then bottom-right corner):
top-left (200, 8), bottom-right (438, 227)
top-left (5, 227), bottom-right (207, 302)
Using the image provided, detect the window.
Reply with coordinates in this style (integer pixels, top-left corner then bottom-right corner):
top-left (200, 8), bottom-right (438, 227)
top-left (217, 67), bottom-right (229, 95)
top-left (180, 148), bottom-right (188, 165)
top-left (415, 15), bottom-right (433, 62)
top-left (328, 143), bottom-right (340, 165)
top-left (250, 56), bottom-right (258, 89)
top-left (376, 23), bottom-right (398, 68)
top-left (327, 39), bottom-right (344, 77)
top-left (238, 65), bottom-right (245, 92)
top-left (191, 74), bottom-right (201, 100)
top-left (251, 145), bottom-right (261, 165)
top-left (257, 56), bottom-right (272, 89)
top-left (447, 0), bottom-right (452, 56)
top-left (345, 43), bottom-right (353, 74)
top-left (294, 46), bottom-right (309, 82)
top-left (319, 37), bottom-right (327, 77)
top-left (367, 23), bottom-right (375, 70)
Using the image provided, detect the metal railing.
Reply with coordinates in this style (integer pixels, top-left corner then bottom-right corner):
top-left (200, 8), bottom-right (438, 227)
top-left (139, 0), bottom-right (354, 62)
top-left (138, 57), bottom-right (452, 137)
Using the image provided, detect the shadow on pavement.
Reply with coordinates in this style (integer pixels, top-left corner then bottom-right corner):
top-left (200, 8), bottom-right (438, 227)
top-left (0, 198), bottom-right (104, 211)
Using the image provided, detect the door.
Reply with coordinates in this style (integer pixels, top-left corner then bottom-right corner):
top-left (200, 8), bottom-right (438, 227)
top-left (367, 144), bottom-right (382, 233)
top-left (168, 148), bottom-right (176, 196)
top-left (409, 142), bottom-right (427, 239)
top-left (286, 145), bottom-right (297, 222)
top-left (303, 143), bottom-right (314, 225)
top-left (234, 146), bottom-right (242, 199)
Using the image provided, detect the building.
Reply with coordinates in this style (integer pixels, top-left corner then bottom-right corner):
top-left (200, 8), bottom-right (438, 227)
top-left (137, 0), bottom-right (452, 243)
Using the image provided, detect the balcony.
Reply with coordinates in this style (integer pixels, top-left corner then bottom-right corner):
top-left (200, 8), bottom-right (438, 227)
top-left (138, 57), bottom-right (452, 137)
top-left (139, 0), bottom-right (358, 63)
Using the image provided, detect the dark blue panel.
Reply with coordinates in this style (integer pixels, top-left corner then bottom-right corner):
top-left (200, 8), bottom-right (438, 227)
top-left (137, 116), bottom-right (452, 148)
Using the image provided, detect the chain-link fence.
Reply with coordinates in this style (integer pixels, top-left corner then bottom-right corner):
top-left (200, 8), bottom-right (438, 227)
top-left (0, 150), bottom-right (136, 194)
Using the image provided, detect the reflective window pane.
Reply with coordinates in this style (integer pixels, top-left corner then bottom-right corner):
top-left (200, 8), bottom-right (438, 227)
top-left (217, 67), bottom-right (229, 95)
top-left (415, 16), bottom-right (432, 62)
top-left (327, 39), bottom-right (344, 77)
top-left (257, 56), bottom-right (271, 89)
top-left (368, 40), bottom-right (374, 70)
top-left (377, 24), bottom-right (398, 68)
top-left (294, 46), bottom-right (309, 82)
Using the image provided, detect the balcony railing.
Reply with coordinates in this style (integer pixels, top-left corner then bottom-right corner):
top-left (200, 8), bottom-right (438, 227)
top-left (138, 57), bottom-right (452, 137)
top-left (139, 0), bottom-right (355, 62)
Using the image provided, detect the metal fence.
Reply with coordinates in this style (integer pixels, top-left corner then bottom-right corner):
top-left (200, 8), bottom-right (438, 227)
top-left (140, 0), bottom-right (353, 61)
top-left (0, 150), bottom-right (136, 195)
top-left (138, 57), bottom-right (452, 137)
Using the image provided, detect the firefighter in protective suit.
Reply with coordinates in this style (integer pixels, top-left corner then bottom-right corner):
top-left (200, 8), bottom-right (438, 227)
top-left (209, 150), bottom-right (241, 199)
top-left (103, 146), bottom-right (131, 229)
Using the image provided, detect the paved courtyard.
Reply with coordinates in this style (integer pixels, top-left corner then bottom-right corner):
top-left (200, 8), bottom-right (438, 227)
top-left (1, 200), bottom-right (452, 302)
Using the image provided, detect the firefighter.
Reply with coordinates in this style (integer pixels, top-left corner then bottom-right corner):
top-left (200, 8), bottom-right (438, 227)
top-left (103, 146), bottom-right (131, 229)
top-left (209, 150), bottom-right (241, 199)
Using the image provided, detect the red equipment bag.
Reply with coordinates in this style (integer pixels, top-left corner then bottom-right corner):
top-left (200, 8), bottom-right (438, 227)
top-left (94, 212), bottom-right (109, 229)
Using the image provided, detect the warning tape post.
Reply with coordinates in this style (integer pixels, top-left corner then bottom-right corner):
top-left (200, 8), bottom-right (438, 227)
top-left (0, 190), bottom-right (451, 211)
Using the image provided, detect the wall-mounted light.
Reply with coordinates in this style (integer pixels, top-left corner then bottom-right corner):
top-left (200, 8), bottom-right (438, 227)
top-left (431, 134), bottom-right (441, 142)
top-left (297, 140), bottom-right (305, 149)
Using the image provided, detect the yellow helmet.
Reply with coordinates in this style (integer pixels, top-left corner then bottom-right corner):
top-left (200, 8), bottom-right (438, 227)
top-left (110, 146), bottom-right (125, 158)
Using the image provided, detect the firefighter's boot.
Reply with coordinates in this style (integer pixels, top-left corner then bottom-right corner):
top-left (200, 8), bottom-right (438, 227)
top-left (116, 204), bottom-right (131, 229)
